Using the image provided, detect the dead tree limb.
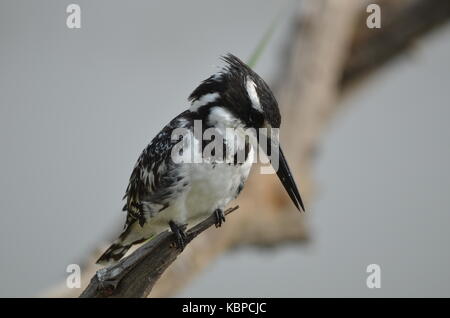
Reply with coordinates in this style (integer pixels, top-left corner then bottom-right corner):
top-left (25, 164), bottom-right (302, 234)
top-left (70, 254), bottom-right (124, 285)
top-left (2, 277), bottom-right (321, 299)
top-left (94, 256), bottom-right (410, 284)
top-left (341, 0), bottom-right (450, 88)
top-left (80, 206), bottom-right (239, 298)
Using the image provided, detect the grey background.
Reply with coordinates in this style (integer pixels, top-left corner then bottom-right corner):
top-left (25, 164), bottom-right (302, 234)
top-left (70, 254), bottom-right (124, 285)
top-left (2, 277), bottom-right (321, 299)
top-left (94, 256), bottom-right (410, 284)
top-left (0, 1), bottom-right (449, 297)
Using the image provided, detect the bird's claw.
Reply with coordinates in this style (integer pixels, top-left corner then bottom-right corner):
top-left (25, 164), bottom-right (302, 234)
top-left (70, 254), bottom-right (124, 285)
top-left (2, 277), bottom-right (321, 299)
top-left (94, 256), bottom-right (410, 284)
top-left (214, 209), bottom-right (226, 228)
top-left (138, 214), bottom-right (146, 227)
top-left (169, 221), bottom-right (187, 251)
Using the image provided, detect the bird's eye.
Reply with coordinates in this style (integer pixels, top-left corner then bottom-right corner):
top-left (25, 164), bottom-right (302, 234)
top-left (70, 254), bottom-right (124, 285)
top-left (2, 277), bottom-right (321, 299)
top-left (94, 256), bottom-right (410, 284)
top-left (248, 108), bottom-right (265, 128)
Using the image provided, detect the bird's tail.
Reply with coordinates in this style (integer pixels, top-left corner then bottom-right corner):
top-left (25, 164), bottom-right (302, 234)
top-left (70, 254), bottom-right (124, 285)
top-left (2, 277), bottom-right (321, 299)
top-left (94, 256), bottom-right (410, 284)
top-left (96, 221), bottom-right (145, 265)
top-left (96, 241), bottom-right (132, 266)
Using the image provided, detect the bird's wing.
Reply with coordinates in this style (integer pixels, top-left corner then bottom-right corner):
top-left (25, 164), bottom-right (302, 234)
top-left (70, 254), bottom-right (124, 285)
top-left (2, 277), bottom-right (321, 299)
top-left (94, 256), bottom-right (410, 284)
top-left (122, 111), bottom-right (192, 228)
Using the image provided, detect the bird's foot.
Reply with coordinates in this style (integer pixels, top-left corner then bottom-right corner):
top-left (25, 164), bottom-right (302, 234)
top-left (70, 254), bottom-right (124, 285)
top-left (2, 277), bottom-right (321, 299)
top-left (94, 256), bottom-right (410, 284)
top-left (214, 209), bottom-right (226, 228)
top-left (138, 214), bottom-right (147, 227)
top-left (169, 221), bottom-right (187, 250)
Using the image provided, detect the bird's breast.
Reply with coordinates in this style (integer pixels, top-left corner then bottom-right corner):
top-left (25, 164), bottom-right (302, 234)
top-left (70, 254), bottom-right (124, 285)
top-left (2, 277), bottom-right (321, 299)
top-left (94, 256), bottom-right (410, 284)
top-left (184, 146), bottom-right (254, 224)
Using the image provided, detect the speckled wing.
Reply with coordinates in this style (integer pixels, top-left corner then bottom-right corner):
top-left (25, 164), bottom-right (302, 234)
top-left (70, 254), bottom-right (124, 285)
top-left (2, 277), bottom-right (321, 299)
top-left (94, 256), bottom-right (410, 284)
top-left (122, 111), bottom-right (192, 228)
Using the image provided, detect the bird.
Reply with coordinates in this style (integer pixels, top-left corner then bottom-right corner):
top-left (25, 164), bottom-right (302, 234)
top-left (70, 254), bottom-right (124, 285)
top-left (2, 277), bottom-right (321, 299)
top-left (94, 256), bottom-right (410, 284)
top-left (96, 54), bottom-right (304, 265)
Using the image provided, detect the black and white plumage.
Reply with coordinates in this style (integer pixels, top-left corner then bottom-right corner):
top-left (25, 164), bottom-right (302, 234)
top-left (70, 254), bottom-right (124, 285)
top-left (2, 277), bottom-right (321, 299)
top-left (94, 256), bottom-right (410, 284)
top-left (97, 54), bottom-right (304, 265)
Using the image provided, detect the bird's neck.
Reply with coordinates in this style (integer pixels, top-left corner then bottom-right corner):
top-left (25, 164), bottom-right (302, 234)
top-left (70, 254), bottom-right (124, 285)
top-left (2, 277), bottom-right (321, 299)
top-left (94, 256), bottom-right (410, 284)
top-left (189, 104), bottom-right (244, 131)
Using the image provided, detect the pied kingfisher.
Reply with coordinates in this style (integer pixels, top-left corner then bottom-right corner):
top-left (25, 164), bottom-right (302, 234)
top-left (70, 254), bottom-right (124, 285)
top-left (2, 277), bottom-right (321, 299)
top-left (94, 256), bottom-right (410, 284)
top-left (97, 54), bottom-right (304, 265)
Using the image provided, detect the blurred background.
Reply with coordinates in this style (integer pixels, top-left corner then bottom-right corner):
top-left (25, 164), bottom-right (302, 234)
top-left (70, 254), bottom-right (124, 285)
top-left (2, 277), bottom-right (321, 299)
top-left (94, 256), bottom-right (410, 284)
top-left (0, 0), bottom-right (449, 297)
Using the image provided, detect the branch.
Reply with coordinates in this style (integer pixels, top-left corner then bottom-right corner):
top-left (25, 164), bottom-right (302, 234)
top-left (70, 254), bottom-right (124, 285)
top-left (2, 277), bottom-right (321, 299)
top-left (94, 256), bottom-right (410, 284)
top-left (79, 206), bottom-right (239, 298)
top-left (341, 0), bottom-right (450, 88)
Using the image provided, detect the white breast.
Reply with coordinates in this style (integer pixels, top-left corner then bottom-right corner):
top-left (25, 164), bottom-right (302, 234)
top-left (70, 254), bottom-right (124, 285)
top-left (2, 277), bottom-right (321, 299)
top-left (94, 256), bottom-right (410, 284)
top-left (185, 146), bottom-right (253, 224)
top-left (141, 108), bottom-right (254, 233)
top-left (184, 107), bottom-right (254, 224)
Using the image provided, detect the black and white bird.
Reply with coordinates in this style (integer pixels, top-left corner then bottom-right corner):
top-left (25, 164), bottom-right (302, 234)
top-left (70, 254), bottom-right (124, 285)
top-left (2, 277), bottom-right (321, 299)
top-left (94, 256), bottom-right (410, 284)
top-left (97, 54), bottom-right (304, 265)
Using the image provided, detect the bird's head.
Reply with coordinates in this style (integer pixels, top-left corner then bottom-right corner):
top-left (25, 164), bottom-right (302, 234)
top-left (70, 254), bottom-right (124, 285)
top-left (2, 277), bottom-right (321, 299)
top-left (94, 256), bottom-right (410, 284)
top-left (188, 54), bottom-right (304, 212)
top-left (189, 53), bottom-right (280, 130)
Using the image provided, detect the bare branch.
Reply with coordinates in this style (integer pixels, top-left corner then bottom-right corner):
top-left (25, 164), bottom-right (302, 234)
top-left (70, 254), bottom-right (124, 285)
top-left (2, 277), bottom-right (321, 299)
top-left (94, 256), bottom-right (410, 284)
top-left (80, 206), bottom-right (239, 298)
top-left (341, 0), bottom-right (450, 88)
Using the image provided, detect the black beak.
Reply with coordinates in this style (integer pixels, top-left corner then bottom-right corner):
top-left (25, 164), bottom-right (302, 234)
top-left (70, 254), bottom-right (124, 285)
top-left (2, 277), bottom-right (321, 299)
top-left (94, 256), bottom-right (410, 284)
top-left (276, 146), bottom-right (305, 212)
top-left (259, 132), bottom-right (305, 212)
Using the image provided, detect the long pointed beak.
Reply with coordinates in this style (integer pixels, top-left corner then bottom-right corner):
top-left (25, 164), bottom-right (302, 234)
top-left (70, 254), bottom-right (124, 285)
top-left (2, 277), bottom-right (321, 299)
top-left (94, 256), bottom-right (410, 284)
top-left (259, 130), bottom-right (305, 212)
top-left (276, 146), bottom-right (305, 212)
